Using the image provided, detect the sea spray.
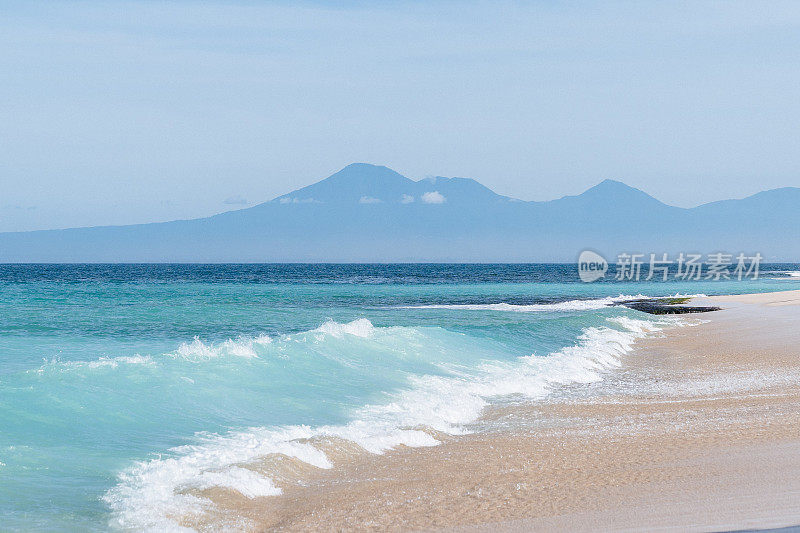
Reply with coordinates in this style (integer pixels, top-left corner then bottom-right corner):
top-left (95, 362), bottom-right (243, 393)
top-left (103, 315), bottom-right (683, 531)
top-left (398, 294), bottom-right (707, 312)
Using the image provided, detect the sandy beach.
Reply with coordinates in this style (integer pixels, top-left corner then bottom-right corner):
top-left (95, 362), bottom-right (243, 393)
top-left (197, 290), bottom-right (800, 532)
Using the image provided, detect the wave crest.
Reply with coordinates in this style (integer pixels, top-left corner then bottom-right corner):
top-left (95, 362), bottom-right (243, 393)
top-left (172, 334), bottom-right (272, 361)
top-left (398, 295), bottom-right (641, 312)
top-left (312, 318), bottom-right (375, 338)
top-left (104, 313), bottom-right (685, 531)
top-left (399, 294), bottom-right (708, 313)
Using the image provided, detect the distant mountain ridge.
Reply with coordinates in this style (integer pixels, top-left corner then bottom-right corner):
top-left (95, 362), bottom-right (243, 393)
top-left (1, 163), bottom-right (798, 262)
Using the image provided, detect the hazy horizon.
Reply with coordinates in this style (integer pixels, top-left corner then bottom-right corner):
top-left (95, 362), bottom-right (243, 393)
top-left (3, 1), bottom-right (800, 231)
top-left (2, 162), bottom-right (795, 234)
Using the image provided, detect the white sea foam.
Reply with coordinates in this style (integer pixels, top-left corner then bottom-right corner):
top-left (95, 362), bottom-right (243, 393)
top-left (172, 334), bottom-right (272, 360)
top-left (399, 294), bottom-right (708, 313)
top-left (105, 427), bottom-right (332, 531)
top-left (666, 293), bottom-right (708, 299)
top-left (639, 369), bottom-right (800, 398)
top-left (313, 317), bottom-right (375, 338)
top-left (398, 296), bottom-right (631, 312)
top-left (32, 334), bottom-right (275, 373)
top-left (193, 467), bottom-right (282, 498)
top-left (87, 355), bottom-right (156, 369)
top-left (34, 354), bottom-right (156, 373)
top-left (764, 270), bottom-right (800, 279)
top-left (104, 314), bottom-right (683, 531)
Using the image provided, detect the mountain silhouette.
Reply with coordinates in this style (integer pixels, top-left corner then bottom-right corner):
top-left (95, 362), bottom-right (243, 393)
top-left (275, 163), bottom-right (510, 205)
top-left (1, 163), bottom-right (798, 262)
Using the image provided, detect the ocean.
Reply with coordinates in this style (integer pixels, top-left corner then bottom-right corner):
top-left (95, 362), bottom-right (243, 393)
top-left (1, 263), bottom-right (799, 531)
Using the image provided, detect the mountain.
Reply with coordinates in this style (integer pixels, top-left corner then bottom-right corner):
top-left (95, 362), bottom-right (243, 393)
top-left (555, 179), bottom-right (671, 211)
top-left (273, 163), bottom-right (510, 205)
top-left (1, 163), bottom-right (798, 262)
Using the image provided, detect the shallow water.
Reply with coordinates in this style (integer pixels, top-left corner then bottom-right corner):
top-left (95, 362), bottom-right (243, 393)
top-left (1, 264), bottom-right (798, 531)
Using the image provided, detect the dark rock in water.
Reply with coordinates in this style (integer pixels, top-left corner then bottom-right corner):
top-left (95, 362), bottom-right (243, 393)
top-left (622, 298), bottom-right (721, 315)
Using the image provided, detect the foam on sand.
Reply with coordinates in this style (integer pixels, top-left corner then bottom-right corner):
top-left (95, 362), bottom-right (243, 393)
top-left (103, 314), bottom-right (684, 531)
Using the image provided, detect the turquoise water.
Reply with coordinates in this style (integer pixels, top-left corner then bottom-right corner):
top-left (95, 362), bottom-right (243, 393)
top-left (1, 264), bottom-right (798, 531)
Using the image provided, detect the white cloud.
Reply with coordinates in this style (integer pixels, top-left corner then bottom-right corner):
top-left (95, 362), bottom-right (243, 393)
top-left (359, 196), bottom-right (382, 204)
top-left (400, 194), bottom-right (414, 204)
top-left (421, 191), bottom-right (446, 204)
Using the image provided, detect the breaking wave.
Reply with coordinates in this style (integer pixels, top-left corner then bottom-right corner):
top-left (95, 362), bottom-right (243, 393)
top-left (102, 314), bottom-right (685, 531)
top-left (397, 294), bottom-right (706, 312)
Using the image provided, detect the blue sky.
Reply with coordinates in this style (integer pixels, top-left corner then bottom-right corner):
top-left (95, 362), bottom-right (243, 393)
top-left (2, 1), bottom-right (800, 231)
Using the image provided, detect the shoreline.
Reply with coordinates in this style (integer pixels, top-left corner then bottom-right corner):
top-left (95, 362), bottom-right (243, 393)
top-left (200, 290), bottom-right (800, 532)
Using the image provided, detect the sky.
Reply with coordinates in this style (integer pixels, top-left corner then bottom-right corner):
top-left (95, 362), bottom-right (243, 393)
top-left (2, 1), bottom-right (800, 231)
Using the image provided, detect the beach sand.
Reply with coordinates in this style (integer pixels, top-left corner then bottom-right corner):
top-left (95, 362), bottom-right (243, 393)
top-left (199, 290), bottom-right (800, 532)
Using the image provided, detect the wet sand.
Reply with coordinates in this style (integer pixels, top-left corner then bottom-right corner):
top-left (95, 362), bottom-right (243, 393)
top-left (203, 290), bottom-right (800, 532)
